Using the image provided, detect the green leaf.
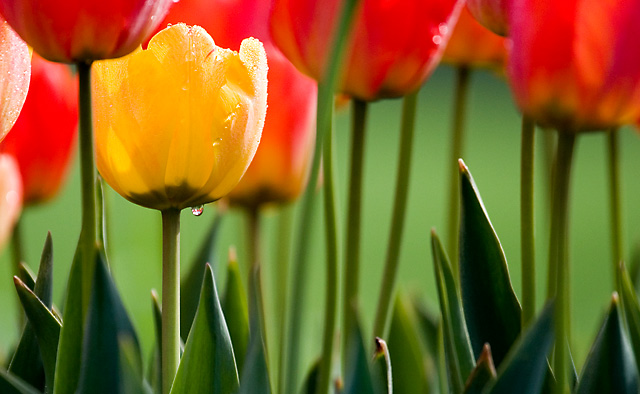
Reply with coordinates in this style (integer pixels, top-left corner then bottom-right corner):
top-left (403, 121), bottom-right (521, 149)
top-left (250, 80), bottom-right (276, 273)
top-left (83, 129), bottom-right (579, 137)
top-left (343, 311), bottom-right (377, 394)
top-left (0, 369), bottom-right (40, 394)
top-left (387, 294), bottom-right (429, 393)
top-left (171, 263), bottom-right (238, 394)
top-left (181, 215), bottom-right (224, 340)
top-left (372, 337), bottom-right (392, 394)
top-left (76, 252), bottom-right (145, 394)
top-left (431, 230), bottom-right (475, 393)
top-left (13, 277), bottom-right (61, 393)
top-left (575, 294), bottom-right (638, 394)
top-left (463, 344), bottom-right (496, 394)
top-left (411, 301), bottom-right (444, 394)
top-left (458, 160), bottom-right (521, 367)
top-left (222, 256), bottom-right (249, 375)
top-left (483, 301), bottom-right (554, 394)
top-left (298, 360), bottom-right (321, 394)
top-left (618, 262), bottom-right (640, 378)
top-left (9, 233), bottom-right (55, 390)
top-left (16, 263), bottom-right (35, 292)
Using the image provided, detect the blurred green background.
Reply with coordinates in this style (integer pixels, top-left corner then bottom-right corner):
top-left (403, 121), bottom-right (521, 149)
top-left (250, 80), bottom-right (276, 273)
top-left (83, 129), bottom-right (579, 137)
top-left (2, 64), bottom-right (640, 376)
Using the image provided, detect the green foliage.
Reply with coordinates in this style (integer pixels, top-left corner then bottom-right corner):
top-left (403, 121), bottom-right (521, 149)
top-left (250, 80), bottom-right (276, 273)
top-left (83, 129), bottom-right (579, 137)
top-left (222, 257), bottom-right (248, 376)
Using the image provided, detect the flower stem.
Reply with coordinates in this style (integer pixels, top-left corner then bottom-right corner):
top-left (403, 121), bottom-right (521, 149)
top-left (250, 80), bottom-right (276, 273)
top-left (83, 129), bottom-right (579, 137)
top-left (77, 61), bottom-right (97, 311)
top-left (247, 207), bottom-right (269, 358)
top-left (520, 116), bottom-right (536, 328)
top-left (373, 90), bottom-right (418, 339)
top-left (343, 98), bottom-right (368, 359)
top-left (607, 128), bottom-right (623, 287)
top-left (274, 205), bottom-right (292, 393)
top-left (161, 208), bottom-right (181, 394)
top-left (280, 0), bottom-right (360, 392)
top-left (446, 66), bottom-right (470, 275)
top-left (11, 217), bottom-right (25, 326)
top-left (549, 132), bottom-right (576, 394)
top-left (317, 104), bottom-right (338, 394)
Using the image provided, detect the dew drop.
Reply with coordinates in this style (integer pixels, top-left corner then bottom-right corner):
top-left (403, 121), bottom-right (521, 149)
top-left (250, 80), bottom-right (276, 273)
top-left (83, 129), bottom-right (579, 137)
top-left (212, 138), bottom-right (222, 148)
top-left (438, 23), bottom-right (449, 36)
top-left (172, 0), bottom-right (180, 3)
top-left (191, 205), bottom-right (204, 216)
top-left (432, 35), bottom-right (442, 45)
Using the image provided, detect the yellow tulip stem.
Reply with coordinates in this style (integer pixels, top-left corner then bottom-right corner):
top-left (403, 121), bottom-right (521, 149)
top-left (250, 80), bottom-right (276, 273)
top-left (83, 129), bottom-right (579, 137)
top-left (446, 66), bottom-right (470, 275)
top-left (373, 89), bottom-right (419, 339)
top-left (342, 98), bottom-right (368, 361)
top-left (521, 115), bottom-right (536, 328)
top-left (280, 0), bottom-right (361, 392)
top-left (549, 131), bottom-right (576, 394)
top-left (161, 208), bottom-right (181, 394)
top-left (607, 128), bottom-right (623, 288)
top-left (77, 61), bottom-right (97, 313)
top-left (317, 103), bottom-right (338, 394)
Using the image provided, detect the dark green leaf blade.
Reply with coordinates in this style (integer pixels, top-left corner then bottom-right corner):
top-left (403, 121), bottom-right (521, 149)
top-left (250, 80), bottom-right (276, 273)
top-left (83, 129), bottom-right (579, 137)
top-left (171, 263), bottom-right (238, 394)
top-left (575, 294), bottom-right (638, 394)
top-left (483, 301), bottom-right (554, 394)
top-left (431, 230), bottom-right (475, 392)
top-left (463, 344), bottom-right (496, 394)
top-left (222, 254), bottom-right (249, 375)
top-left (0, 369), bottom-right (41, 394)
top-left (458, 160), bottom-right (521, 367)
top-left (343, 312), bottom-right (376, 394)
top-left (77, 253), bottom-right (145, 394)
top-left (618, 261), bottom-right (640, 378)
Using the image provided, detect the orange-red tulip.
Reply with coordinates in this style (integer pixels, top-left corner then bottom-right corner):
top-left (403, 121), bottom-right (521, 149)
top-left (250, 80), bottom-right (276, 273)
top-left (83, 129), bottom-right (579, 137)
top-left (508, 0), bottom-right (640, 131)
top-left (466, 0), bottom-right (509, 36)
top-left (0, 154), bottom-right (22, 249)
top-left (271, 0), bottom-right (464, 101)
top-left (158, 0), bottom-right (317, 207)
top-left (0, 17), bottom-right (30, 142)
top-left (0, 0), bottom-right (173, 63)
top-left (0, 54), bottom-right (78, 205)
top-left (442, 6), bottom-right (507, 70)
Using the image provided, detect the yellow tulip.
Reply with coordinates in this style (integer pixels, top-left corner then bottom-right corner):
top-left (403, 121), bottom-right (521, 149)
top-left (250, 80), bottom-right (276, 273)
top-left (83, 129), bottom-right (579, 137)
top-left (92, 23), bottom-right (268, 211)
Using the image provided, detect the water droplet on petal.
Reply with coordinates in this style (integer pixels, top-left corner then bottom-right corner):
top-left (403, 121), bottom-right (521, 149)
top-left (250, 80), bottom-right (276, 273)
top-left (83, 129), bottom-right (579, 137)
top-left (191, 205), bottom-right (204, 216)
top-left (438, 23), bottom-right (449, 36)
top-left (432, 35), bottom-right (442, 45)
top-left (212, 138), bottom-right (222, 148)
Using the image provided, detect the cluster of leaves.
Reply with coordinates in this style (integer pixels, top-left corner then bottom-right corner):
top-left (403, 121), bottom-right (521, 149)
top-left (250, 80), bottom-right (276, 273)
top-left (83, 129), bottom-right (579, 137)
top-left (2, 165), bottom-right (640, 394)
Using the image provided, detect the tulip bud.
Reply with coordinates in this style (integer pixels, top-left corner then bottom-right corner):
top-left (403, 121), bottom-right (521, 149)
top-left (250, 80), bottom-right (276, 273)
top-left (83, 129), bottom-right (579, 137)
top-left (93, 24), bottom-right (268, 211)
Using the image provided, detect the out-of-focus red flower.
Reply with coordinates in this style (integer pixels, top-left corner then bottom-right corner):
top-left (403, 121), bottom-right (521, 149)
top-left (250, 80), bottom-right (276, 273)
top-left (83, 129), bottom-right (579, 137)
top-left (508, 0), bottom-right (640, 132)
top-left (442, 6), bottom-right (507, 70)
top-left (271, 0), bottom-right (464, 101)
top-left (0, 154), bottom-right (22, 250)
top-left (0, 0), bottom-right (173, 63)
top-left (0, 17), bottom-right (30, 142)
top-left (0, 54), bottom-right (78, 205)
top-left (466, 0), bottom-right (509, 36)
top-left (159, 0), bottom-right (317, 208)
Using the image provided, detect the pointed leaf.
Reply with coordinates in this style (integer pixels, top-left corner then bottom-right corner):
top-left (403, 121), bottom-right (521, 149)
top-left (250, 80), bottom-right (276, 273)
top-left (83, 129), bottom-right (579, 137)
top-left (484, 302), bottom-right (554, 394)
top-left (299, 360), bottom-right (321, 394)
top-left (463, 344), bottom-right (496, 394)
top-left (222, 255), bottom-right (249, 375)
top-left (372, 338), bottom-right (392, 394)
top-left (16, 263), bottom-right (35, 292)
top-left (618, 262), bottom-right (640, 377)
top-left (13, 277), bottom-right (61, 393)
top-left (575, 295), bottom-right (638, 394)
top-left (343, 312), bottom-right (376, 394)
top-left (0, 369), bottom-right (40, 394)
top-left (459, 160), bottom-right (521, 367)
top-left (181, 215), bottom-right (224, 340)
top-left (171, 263), bottom-right (238, 394)
top-left (77, 253), bottom-right (145, 394)
top-left (387, 294), bottom-right (429, 393)
top-left (431, 230), bottom-right (475, 392)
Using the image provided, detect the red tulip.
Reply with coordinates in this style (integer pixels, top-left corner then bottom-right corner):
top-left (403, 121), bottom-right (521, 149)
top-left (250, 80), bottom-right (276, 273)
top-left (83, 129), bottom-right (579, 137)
top-left (508, 0), bottom-right (640, 131)
top-left (0, 54), bottom-right (78, 205)
top-left (0, 0), bottom-right (173, 63)
top-left (442, 6), bottom-right (507, 70)
top-left (0, 154), bottom-right (22, 249)
top-left (0, 16), bottom-right (30, 142)
top-left (158, 0), bottom-right (317, 207)
top-left (466, 0), bottom-right (509, 36)
top-left (271, 0), bottom-right (465, 101)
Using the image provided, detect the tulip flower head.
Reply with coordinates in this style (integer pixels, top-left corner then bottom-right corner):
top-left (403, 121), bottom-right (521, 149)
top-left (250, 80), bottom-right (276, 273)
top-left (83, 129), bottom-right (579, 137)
top-left (0, 154), bottom-right (22, 250)
top-left (0, 0), bottom-right (173, 63)
top-left (0, 17), bottom-right (30, 142)
top-left (271, 0), bottom-right (464, 101)
top-left (466, 0), bottom-right (509, 36)
top-left (508, 0), bottom-right (640, 131)
top-left (0, 54), bottom-right (78, 205)
top-left (93, 24), bottom-right (268, 211)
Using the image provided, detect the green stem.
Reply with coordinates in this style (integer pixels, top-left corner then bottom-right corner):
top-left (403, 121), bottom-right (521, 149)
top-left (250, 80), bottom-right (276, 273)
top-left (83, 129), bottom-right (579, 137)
top-left (373, 90), bottom-right (419, 339)
top-left (549, 132), bottom-right (576, 394)
top-left (607, 128), bottom-right (623, 287)
top-left (446, 66), bottom-right (470, 275)
top-left (161, 209), bottom-right (181, 394)
top-left (343, 98), bottom-right (368, 359)
top-left (317, 104), bottom-right (338, 394)
top-left (280, 0), bottom-right (361, 392)
top-left (274, 205), bottom-right (293, 394)
top-left (247, 207), bottom-right (269, 360)
top-left (11, 217), bottom-right (25, 327)
top-left (520, 116), bottom-right (536, 328)
top-left (77, 61), bottom-right (97, 311)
